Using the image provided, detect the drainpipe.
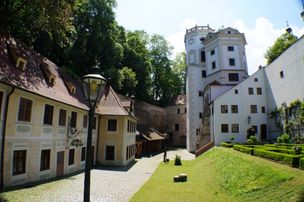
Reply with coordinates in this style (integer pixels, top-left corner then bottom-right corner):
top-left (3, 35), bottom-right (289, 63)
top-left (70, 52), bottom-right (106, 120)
top-left (1, 87), bottom-right (15, 189)
top-left (95, 115), bottom-right (101, 165)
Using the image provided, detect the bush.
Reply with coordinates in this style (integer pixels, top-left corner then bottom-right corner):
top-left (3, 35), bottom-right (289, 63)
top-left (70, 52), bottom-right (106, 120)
top-left (300, 158), bottom-right (304, 170)
top-left (277, 133), bottom-right (291, 144)
top-left (220, 142), bottom-right (233, 148)
top-left (247, 127), bottom-right (256, 139)
top-left (293, 146), bottom-right (303, 155)
top-left (254, 149), bottom-right (301, 167)
top-left (233, 145), bottom-right (254, 155)
top-left (247, 136), bottom-right (258, 145)
top-left (174, 155), bottom-right (182, 166)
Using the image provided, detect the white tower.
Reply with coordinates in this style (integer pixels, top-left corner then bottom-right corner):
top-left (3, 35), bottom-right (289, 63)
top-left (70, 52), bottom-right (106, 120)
top-left (185, 26), bottom-right (248, 153)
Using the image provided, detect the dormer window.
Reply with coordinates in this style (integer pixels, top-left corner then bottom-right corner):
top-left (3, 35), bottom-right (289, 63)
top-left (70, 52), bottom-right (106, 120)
top-left (40, 62), bottom-right (56, 85)
top-left (64, 80), bottom-right (76, 94)
top-left (7, 43), bottom-right (27, 70)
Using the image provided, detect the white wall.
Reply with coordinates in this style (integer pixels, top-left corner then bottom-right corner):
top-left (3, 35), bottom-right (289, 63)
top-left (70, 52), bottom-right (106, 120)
top-left (213, 69), bottom-right (268, 145)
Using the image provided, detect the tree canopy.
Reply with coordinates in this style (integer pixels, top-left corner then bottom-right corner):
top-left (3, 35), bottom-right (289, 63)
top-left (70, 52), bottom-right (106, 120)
top-left (0, 0), bottom-right (186, 107)
top-left (264, 31), bottom-right (298, 65)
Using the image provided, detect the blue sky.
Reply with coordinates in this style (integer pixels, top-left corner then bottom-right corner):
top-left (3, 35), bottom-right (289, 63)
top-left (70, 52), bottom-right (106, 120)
top-left (115, 0), bottom-right (304, 74)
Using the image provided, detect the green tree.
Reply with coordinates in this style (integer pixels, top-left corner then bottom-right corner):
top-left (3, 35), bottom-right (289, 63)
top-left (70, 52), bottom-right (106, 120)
top-left (123, 30), bottom-right (152, 102)
top-left (172, 52), bottom-right (187, 94)
top-left (118, 67), bottom-right (138, 96)
top-left (264, 32), bottom-right (298, 65)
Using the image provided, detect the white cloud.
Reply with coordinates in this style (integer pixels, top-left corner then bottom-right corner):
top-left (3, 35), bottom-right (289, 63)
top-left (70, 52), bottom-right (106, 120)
top-left (167, 17), bottom-right (304, 75)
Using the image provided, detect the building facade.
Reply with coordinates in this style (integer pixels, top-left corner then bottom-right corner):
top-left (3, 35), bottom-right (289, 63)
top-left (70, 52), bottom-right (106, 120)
top-left (0, 37), bottom-right (136, 187)
top-left (186, 26), bottom-right (304, 151)
top-left (185, 26), bottom-right (248, 152)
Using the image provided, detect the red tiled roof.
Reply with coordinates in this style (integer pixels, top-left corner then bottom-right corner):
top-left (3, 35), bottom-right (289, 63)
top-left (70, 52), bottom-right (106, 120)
top-left (96, 86), bottom-right (129, 116)
top-left (0, 37), bottom-right (88, 110)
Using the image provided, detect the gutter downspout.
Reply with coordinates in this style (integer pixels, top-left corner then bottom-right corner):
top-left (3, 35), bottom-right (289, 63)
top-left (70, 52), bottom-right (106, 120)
top-left (1, 87), bottom-right (15, 189)
top-left (95, 115), bottom-right (101, 166)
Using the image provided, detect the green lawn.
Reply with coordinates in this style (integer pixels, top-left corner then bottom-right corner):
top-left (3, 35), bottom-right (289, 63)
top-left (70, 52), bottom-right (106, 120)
top-left (130, 147), bottom-right (304, 202)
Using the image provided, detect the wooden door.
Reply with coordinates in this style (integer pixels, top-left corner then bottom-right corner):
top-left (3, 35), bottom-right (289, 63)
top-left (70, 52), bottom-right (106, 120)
top-left (56, 151), bottom-right (64, 177)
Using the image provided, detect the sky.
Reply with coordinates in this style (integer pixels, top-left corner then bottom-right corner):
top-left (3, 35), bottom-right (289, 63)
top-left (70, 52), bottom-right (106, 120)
top-left (114, 0), bottom-right (304, 75)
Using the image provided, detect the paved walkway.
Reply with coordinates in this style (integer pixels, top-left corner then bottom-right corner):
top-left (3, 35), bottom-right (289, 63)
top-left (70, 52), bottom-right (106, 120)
top-left (21, 148), bottom-right (195, 202)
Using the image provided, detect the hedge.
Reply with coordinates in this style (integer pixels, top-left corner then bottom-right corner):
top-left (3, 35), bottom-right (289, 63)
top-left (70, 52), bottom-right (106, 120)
top-left (254, 149), bottom-right (301, 167)
top-left (233, 145), bottom-right (254, 155)
top-left (220, 142), bottom-right (233, 148)
top-left (300, 158), bottom-right (304, 170)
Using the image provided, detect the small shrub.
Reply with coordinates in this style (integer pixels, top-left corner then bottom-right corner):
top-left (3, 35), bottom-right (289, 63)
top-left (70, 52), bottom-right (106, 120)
top-left (220, 142), bottom-right (233, 148)
top-left (230, 136), bottom-right (235, 142)
top-left (247, 136), bottom-right (258, 145)
top-left (247, 127), bottom-right (256, 139)
top-left (293, 146), bottom-right (302, 155)
top-left (174, 155), bottom-right (182, 166)
top-left (277, 133), bottom-right (291, 144)
top-left (233, 145), bottom-right (254, 155)
top-left (300, 158), bottom-right (304, 170)
top-left (254, 149), bottom-right (301, 167)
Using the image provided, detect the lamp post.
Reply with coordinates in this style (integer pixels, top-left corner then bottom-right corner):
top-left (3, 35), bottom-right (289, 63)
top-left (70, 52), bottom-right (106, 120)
top-left (82, 65), bottom-right (106, 202)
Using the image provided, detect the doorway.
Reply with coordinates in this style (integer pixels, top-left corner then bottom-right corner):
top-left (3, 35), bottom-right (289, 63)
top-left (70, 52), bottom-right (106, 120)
top-left (261, 124), bottom-right (267, 140)
top-left (56, 151), bottom-right (65, 177)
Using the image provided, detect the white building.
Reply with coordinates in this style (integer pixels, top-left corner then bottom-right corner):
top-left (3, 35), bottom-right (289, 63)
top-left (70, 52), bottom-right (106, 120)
top-left (185, 26), bottom-right (248, 152)
top-left (186, 25), bottom-right (304, 153)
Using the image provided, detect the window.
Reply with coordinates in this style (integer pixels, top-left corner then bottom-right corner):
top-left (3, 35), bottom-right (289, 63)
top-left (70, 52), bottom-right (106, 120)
top-left (199, 112), bottom-right (202, 118)
top-left (257, 87), bottom-right (262, 95)
top-left (231, 124), bottom-right (239, 133)
top-left (280, 71), bottom-right (284, 78)
top-left (228, 73), bottom-right (239, 81)
top-left (83, 115), bottom-right (88, 128)
top-left (177, 108), bottom-right (180, 114)
top-left (0, 91), bottom-right (3, 116)
top-left (18, 97), bottom-right (33, 122)
top-left (221, 124), bottom-right (229, 133)
top-left (229, 58), bottom-right (235, 66)
top-left (261, 106), bottom-right (266, 113)
top-left (231, 105), bottom-right (238, 113)
top-left (92, 117), bottom-right (96, 129)
top-left (106, 146), bottom-right (115, 160)
top-left (40, 149), bottom-right (50, 171)
top-left (43, 104), bottom-right (54, 125)
top-left (202, 70), bottom-right (206, 78)
top-left (228, 46), bottom-right (234, 51)
top-left (70, 111), bottom-right (77, 127)
top-left (250, 105), bottom-right (257, 113)
top-left (127, 120), bottom-right (136, 133)
top-left (13, 150), bottom-right (26, 175)
top-left (235, 89), bottom-right (238, 94)
top-left (201, 51), bottom-right (206, 62)
top-left (68, 149), bottom-right (75, 165)
top-left (58, 109), bottom-right (67, 126)
top-left (198, 91), bottom-right (202, 97)
top-left (81, 147), bottom-right (86, 161)
top-left (248, 87), bottom-right (254, 95)
top-left (221, 105), bottom-right (228, 113)
top-left (184, 108), bottom-right (187, 114)
top-left (175, 124), bottom-right (179, 132)
top-left (254, 78), bottom-right (258, 82)
top-left (210, 49), bottom-right (215, 55)
top-left (212, 61), bottom-right (216, 69)
top-left (107, 119), bottom-right (117, 131)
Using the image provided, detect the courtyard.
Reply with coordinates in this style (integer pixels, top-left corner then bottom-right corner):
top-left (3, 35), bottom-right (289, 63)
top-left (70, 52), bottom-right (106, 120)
top-left (0, 149), bottom-right (194, 202)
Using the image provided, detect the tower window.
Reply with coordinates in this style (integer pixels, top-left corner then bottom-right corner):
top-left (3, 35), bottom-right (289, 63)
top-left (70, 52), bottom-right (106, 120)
top-left (235, 89), bottom-right (238, 94)
top-left (254, 78), bottom-right (258, 82)
top-left (228, 46), bottom-right (234, 51)
top-left (228, 73), bottom-right (239, 81)
top-left (201, 51), bottom-right (206, 62)
top-left (229, 58), bottom-right (235, 66)
top-left (210, 49), bottom-right (215, 56)
top-left (202, 70), bottom-right (206, 78)
top-left (212, 61), bottom-right (216, 69)
top-left (280, 71), bottom-right (284, 78)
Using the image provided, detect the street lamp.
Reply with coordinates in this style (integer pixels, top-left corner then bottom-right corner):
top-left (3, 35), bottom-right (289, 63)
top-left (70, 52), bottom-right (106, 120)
top-left (82, 65), bottom-right (106, 202)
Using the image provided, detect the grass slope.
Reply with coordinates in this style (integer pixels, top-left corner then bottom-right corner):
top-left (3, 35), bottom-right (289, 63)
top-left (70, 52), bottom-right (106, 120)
top-left (130, 147), bottom-right (304, 202)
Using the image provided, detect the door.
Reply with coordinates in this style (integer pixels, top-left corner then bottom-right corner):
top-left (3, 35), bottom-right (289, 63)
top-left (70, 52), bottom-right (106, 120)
top-left (56, 151), bottom-right (64, 177)
top-left (261, 124), bottom-right (267, 140)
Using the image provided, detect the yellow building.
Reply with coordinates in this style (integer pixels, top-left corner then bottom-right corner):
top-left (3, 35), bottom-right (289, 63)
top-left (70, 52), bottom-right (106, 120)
top-left (96, 87), bottom-right (137, 166)
top-left (0, 37), bottom-right (136, 187)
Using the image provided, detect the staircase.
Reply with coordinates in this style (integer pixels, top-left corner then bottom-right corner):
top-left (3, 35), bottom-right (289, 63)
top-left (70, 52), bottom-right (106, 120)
top-left (195, 141), bottom-right (214, 157)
